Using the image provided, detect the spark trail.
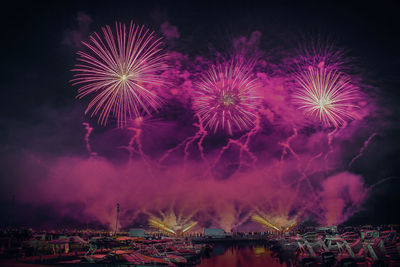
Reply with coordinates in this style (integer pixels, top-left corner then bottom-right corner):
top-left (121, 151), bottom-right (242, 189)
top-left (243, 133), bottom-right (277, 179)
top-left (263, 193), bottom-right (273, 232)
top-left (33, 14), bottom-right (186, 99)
top-left (278, 128), bottom-right (318, 201)
top-left (324, 127), bottom-right (338, 164)
top-left (123, 127), bottom-right (149, 164)
top-left (348, 132), bottom-right (377, 168)
top-left (368, 176), bottom-right (400, 191)
top-left (324, 122), bottom-right (349, 165)
top-left (213, 115), bottom-right (261, 171)
top-left (183, 115), bottom-right (208, 165)
top-left (159, 115), bottom-right (209, 171)
top-left (82, 122), bottom-right (97, 157)
top-left (278, 128), bottom-right (299, 163)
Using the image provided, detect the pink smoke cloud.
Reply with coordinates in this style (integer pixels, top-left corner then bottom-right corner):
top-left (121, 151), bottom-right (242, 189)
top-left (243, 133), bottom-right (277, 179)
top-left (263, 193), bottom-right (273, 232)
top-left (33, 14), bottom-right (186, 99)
top-left (160, 21), bottom-right (180, 41)
top-left (319, 172), bottom-right (367, 225)
top-left (63, 11), bottom-right (92, 49)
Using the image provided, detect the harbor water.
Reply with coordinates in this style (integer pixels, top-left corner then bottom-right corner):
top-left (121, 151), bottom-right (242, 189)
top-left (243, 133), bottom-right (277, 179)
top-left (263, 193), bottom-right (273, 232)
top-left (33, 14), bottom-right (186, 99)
top-left (197, 243), bottom-right (288, 267)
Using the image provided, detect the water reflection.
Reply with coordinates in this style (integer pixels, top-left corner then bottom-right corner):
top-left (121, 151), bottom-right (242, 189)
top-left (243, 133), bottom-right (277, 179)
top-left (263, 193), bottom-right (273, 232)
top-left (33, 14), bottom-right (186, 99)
top-left (197, 243), bottom-right (288, 267)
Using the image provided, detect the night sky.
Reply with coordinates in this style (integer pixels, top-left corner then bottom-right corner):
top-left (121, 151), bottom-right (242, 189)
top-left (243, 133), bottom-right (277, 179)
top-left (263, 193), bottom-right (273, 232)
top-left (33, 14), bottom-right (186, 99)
top-left (1, 1), bottom-right (400, 228)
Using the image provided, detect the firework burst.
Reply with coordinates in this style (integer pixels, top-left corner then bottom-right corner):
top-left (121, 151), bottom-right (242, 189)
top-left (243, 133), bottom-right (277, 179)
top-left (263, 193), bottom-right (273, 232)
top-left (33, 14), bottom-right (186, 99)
top-left (193, 60), bottom-right (260, 135)
top-left (72, 21), bottom-right (167, 128)
top-left (148, 211), bottom-right (198, 236)
top-left (252, 214), bottom-right (297, 233)
top-left (293, 64), bottom-right (360, 128)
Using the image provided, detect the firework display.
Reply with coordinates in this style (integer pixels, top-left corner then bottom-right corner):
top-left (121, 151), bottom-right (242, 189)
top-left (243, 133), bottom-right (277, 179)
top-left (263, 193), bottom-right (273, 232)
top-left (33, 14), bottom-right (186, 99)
top-left (252, 215), bottom-right (281, 231)
top-left (64, 21), bottom-right (375, 235)
top-left (192, 60), bottom-right (261, 135)
top-left (293, 64), bottom-right (360, 128)
top-left (72, 21), bottom-right (167, 128)
top-left (148, 212), bottom-right (198, 236)
top-left (252, 215), bottom-right (297, 233)
top-left (65, 22), bottom-right (374, 233)
top-left (3, 2), bottom-right (399, 266)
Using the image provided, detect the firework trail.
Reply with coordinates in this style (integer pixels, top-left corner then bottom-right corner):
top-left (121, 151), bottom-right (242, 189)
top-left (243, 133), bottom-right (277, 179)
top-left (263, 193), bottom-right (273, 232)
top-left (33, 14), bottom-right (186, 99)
top-left (348, 132), bottom-right (377, 168)
top-left (305, 152), bottom-right (323, 172)
top-left (236, 115), bottom-right (261, 169)
top-left (195, 117), bottom-right (208, 164)
top-left (159, 115), bottom-right (209, 171)
top-left (323, 122), bottom-right (352, 167)
top-left (124, 127), bottom-right (148, 163)
top-left (72, 21), bottom-right (167, 128)
top-left (82, 122), bottom-right (97, 157)
top-left (159, 135), bottom-right (193, 164)
top-left (278, 128), bottom-right (319, 202)
top-left (324, 127), bottom-right (338, 164)
top-left (368, 176), bottom-right (400, 191)
top-left (183, 115), bottom-right (208, 165)
top-left (277, 128), bottom-right (299, 202)
top-left (293, 64), bottom-right (360, 128)
top-left (278, 128), bottom-right (299, 162)
top-left (214, 115), bottom-right (261, 171)
top-left (193, 60), bottom-right (261, 135)
top-left (118, 117), bottom-right (157, 175)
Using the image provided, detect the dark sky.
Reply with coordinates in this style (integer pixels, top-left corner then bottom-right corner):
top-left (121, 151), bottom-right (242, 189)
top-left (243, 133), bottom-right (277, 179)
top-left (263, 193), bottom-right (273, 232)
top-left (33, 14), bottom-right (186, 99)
top-left (1, 0), bottom-right (400, 227)
top-left (2, 1), bottom-right (400, 118)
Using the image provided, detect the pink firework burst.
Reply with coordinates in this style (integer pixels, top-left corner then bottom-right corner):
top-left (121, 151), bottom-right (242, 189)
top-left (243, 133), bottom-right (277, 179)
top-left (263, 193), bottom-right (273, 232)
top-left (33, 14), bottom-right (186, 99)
top-left (193, 60), bottom-right (260, 135)
top-left (293, 64), bottom-right (360, 128)
top-left (72, 21), bottom-right (167, 128)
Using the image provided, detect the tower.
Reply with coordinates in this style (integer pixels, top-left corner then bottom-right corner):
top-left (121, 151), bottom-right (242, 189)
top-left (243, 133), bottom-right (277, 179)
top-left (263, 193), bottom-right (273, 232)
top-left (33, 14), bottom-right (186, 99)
top-left (114, 203), bottom-right (120, 235)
